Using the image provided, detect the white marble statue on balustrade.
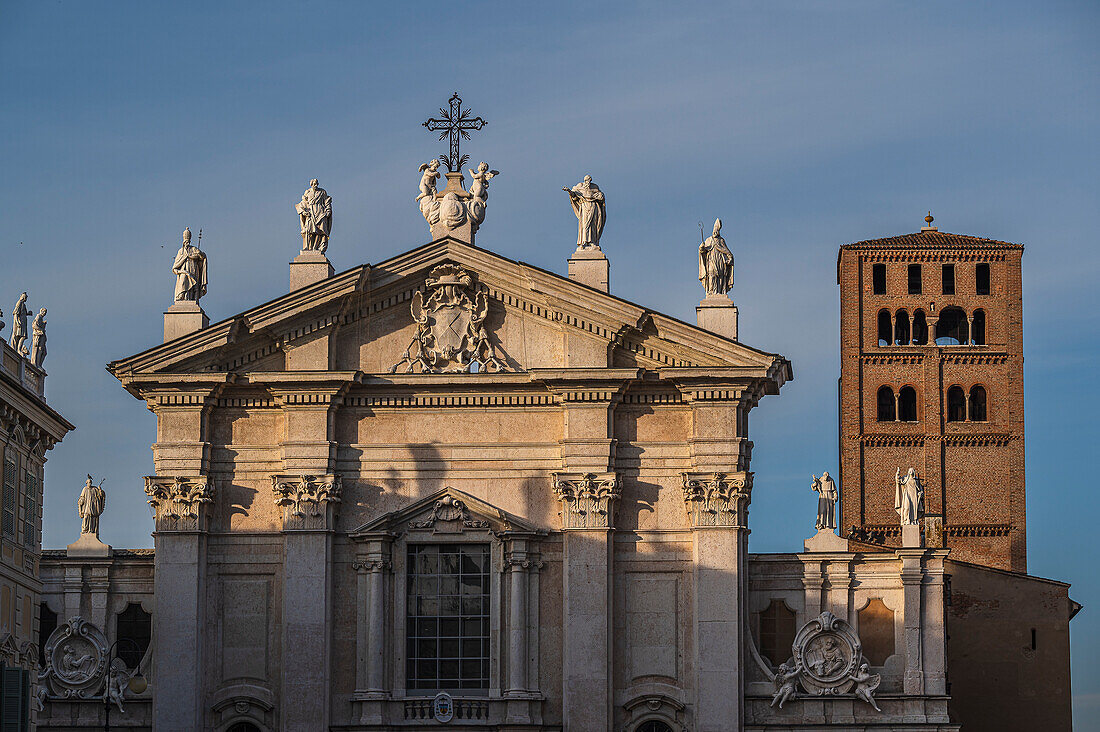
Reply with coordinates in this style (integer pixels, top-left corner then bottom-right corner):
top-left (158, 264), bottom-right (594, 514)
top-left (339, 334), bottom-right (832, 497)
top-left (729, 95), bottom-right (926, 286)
top-left (563, 175), bottom-right (606, 250)
top-left (895, 467), bottom-right (924, 526)
top-left (78, 475), bottom-right (106, 537)
top-left (30, 308), bottom-right (47, 367)
top-left (811, 472), bottom-right (838, 531)
top-left (173, 228), bottom-right (208, 303)
top-left (10, 292), bottom-right (29, 356)
top-left (699, 217), bottom-right (733, 297)
top-left (295, 179), bottom-right (333, 253)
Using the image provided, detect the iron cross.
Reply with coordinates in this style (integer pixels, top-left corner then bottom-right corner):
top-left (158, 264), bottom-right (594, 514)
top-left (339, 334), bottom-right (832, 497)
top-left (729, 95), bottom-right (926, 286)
top-left (423, 92), bottom-right (487, 172)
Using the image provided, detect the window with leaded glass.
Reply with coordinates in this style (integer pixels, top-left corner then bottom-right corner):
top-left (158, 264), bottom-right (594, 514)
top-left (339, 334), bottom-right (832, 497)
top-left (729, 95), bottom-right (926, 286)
top-left (116, 603), bottom-right (152, 668)
top-left (406, 544), bottom-right (490, 693)
top-left (23, 470), bottom-right (37, 547)
top-left (2, 459), bottom-right (16, 538)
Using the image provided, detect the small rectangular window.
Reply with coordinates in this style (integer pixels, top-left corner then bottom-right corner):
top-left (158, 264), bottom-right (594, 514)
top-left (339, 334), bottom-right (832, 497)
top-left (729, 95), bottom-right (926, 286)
top-left (908, 264), bottom-right (922, 294)
top-left (976, 263), bottom-right (990, 295)
top-left (23, 471), bottom-right (37, 547)
top-left (941, 264), bottom-right (955, 295)
top-left (872, 263), bottom-right (886, 295)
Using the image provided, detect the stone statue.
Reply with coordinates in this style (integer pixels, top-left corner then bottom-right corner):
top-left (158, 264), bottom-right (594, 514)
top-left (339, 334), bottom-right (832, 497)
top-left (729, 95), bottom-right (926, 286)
top-left (852, 662), bottom-right (882, 711)
top-left (811, 472), bottom-right (837, 531)
top-left (30, 308), bottom-right (47, 367)
top-left (78, 475), bottom-right (106, 537)
top-left (106, 658), bottom-right (131, 714)
top-left (0, 306), bottom-right (5, 336)
top-left (770, 662), bottom-right (798, 709)
top-left (295, 179), bottom-right (333, 252)
top-left (468, 162), bottom-right (498, 201)
top-left (563, 175), bottom-right (606, 250)
top-left (172, 228), bottom-right (207, 302)
top-left (698, 218), bottom-right (733, 296)
top-left (894, 467), bottom-right (924, 526)
top-left (10, 292), bottom-right (29, 356)
top-left (417, 159), bottom-right (441, 202)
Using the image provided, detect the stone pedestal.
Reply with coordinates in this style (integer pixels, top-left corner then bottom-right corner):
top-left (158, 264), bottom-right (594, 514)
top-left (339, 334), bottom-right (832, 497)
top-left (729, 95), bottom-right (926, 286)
top-left (567, 247), bottom-right (610, 293)
top-left (163, 300), bottom-right (208, 342)
top-left (66, 532), bottom-right (111, 558)
top-left (696, 295), bottom-right (738, 341)
top-left (428, 172), bottom-right (478, 245)
top-left (902, 523), bottom-right (923, 548)
top-left (290, 250), bottom-right (334, 291)
top-left (803, 528), bottom-right (849, 552)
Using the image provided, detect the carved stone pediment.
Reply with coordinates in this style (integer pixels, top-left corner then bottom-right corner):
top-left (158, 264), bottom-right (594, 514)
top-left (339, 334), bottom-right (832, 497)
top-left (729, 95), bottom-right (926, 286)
top-left (351, 486), bottom-right (541, 538)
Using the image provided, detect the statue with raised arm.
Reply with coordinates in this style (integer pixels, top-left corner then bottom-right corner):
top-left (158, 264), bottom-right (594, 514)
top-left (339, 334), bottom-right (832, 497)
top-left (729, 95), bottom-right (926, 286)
top-left (468, 162), bottom-right (498, 201)
top-left (172, 228), bottom-right (207, 303)
top-left (770, 662), bottom-right (798, 709)
top-left (30, 308), bottom-right (47, 367)
top-left (417, 159), bottom-right (441, 202)
top-left (10, 292), bottom-right (29, 355)
top-left (563, 175), bottom-right (606, 249)
top-left (698, 218), bottom-right (734, 297)
top-left (78, 475), bottom-right (106, 537)
top-left (811, 472), bottom-right (838, 531)
top-left (894, 467), bottom-right (924, 526)
top-left (295, 179), bottom-right (333, 252)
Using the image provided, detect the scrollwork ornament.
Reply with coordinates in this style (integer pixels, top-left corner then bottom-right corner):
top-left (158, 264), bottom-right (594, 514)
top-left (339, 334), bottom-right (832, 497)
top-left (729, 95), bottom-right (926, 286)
top-left (272, 474), bottom-right (342, 530)
top-left (769, 611), bottom-right (882, 711)
top-left (40, 616), bottom-right (110, 699)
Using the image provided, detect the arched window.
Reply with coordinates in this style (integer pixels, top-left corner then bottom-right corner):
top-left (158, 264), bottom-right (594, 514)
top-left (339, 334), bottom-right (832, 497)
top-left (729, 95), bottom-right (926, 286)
top-left (969, 386), bottom-right (988, 422)
top-left (935, 307), bottom-right (968, 345)
top-left (877, 310), bottom-right (892, 347)
top-left (757, 599), bottom-right (797, 667)
top-left (971, 309), bottom-right (986, 345)
top-left (898, 386), bottom-right (918, 422)
top-left (911, 310), bottom-right (928, 345)
top-left (116, 603), bottom-right (152, 668)
top-left (858, 598), bottom-right (896, 666)
top-left (894, 310), bottom-right (910, 346)
top-left (947, 386), bottom-right (967, 422)
top-left (877, 386), bottom-right (896, 422)
top-left (227, 724), bottom-right (262, 732)
top-left (636, 722), bottom-right (675, 732)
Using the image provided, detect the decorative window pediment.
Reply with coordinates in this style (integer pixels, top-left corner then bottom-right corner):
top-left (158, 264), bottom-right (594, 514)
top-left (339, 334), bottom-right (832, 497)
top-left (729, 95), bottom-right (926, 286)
top-left (350, 486), bottom-right (542, 538)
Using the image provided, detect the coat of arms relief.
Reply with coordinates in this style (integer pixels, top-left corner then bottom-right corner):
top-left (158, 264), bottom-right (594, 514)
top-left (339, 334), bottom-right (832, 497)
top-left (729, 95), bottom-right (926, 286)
top-left (392, 264), bottom-right (506, 374)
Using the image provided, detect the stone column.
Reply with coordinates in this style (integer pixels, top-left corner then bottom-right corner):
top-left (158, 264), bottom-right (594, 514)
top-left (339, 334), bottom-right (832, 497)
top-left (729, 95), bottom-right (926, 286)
top-left (502, 534), bottom-right (542, 725)
top-left (144, 475), bottom-right (216, 730)
top-left (353, 533), bottom-right (392, 725)
top-left (552, 472), bottom-right (620, 732)
top-left (272, 474), bottom-right (341, 732)
top-left (681, 471), bottom-right (751, 732)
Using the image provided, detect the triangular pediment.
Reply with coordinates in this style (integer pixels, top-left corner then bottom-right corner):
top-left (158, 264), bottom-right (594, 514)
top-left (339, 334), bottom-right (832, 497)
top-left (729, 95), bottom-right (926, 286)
top-left (350, 487), bottom-right (542, 537)
top-left (108, 238), bottom-right (789, 388)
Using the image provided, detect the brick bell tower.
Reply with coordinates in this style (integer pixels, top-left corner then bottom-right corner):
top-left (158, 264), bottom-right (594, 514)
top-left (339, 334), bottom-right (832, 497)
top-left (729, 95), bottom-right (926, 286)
top-left (837, 214), bottom-right (1026, 571)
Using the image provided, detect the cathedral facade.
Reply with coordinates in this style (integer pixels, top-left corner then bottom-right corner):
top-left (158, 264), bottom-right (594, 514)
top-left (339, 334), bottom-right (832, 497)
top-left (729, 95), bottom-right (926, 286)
top-left (28, 160), bottom-right (1076, 731)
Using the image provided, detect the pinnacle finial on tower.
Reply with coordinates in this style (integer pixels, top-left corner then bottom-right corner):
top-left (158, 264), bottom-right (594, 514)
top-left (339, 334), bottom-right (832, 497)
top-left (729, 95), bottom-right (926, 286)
top-left (922, 211), bottom-right (937, 232)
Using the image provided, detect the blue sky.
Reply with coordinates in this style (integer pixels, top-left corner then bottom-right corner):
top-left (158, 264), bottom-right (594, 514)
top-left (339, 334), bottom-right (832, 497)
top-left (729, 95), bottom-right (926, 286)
top-left (2, 0), bottom-right (1097, 724)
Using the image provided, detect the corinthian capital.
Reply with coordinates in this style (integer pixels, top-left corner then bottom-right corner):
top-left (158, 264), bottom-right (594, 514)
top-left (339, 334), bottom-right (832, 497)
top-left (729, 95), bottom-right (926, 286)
top-left (680, 471), bottom-right (752, 528)
top-left (271, 474), bottom-right (342, 531)
top-left (143, 476), bottom-right (215, 532)
top-left (551, 472), bottom-right (620, 530)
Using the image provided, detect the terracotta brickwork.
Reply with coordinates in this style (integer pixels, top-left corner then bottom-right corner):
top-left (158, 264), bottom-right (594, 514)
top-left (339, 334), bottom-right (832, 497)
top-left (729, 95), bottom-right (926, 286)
top-left (837, 228), bottom-right (1026, 571)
